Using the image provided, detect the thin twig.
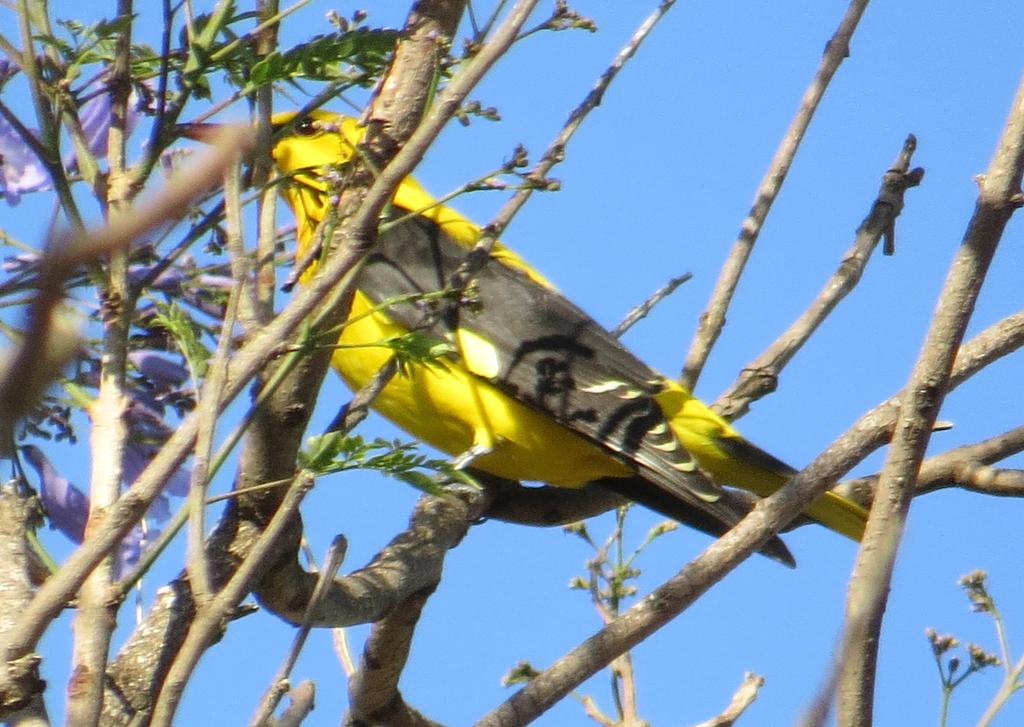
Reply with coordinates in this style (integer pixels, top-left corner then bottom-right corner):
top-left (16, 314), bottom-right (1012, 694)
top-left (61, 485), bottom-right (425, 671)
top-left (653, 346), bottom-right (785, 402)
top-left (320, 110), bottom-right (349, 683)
top-left (807, 308), bottom-right (1024, 510)
top-left (223, 149), bottom-right (261, 332)
top-left (148, 471), bottom-right (316, 727)
top-left (692, 672), bottom-right (765, 727)
top-left (0, 129), bottom-right (254, 695)
top-left (268, 681), bottom-right (315, 727)
top-left (449, 0), bottom-right (678, 292)
top-left (65, 31), bottom-right (144, 723)
top-left (714, 137), bottom-right (923, 420)
top-left (681, 0), bottom-right (872, 390)
top-left (249, 535), bottom-right (348, 727)
top-left (0, 490), bottom-right (49, 720)
top-left (253, 0), bottom-right (281, 324)
top-left (610, 273), bottom-right (692, 339)
top-left (837, 70), bottom-right (1024, 727)
top-left (186, 248), bottom-right (244, 603)
top-left (14, 0), bottom-right (84, 229)
top-left (837, 425), bottom-right (1024, 502)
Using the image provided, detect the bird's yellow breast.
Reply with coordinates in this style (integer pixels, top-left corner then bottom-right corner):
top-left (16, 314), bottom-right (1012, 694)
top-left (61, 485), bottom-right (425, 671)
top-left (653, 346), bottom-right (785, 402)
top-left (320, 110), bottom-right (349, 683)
top-left (335, 290), bottom-right (633, 486)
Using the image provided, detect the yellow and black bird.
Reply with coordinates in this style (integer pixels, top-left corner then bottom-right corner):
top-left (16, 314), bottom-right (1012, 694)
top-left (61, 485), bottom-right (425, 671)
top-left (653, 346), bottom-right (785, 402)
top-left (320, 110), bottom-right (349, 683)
top-left (196, 110), bottom-right (868, 565)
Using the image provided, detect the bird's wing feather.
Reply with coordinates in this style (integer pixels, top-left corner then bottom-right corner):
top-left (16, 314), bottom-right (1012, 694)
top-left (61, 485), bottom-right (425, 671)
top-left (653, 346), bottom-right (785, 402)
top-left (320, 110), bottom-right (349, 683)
top-left (359, 214), bottom-right (722, 504)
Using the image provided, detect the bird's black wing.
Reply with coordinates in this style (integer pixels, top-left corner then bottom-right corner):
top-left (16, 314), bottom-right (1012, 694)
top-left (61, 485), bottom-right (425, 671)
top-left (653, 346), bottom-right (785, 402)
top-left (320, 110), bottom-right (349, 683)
top-left (361, 216), bottom-right (710, 493)
top-left (351, 214), bottom-right (794, 564)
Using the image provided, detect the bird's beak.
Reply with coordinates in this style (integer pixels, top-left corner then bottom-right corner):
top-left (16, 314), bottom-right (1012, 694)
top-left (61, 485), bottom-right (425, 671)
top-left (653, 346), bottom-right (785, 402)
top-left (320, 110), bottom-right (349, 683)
top-left (176, 122), bottom-right (226, 143)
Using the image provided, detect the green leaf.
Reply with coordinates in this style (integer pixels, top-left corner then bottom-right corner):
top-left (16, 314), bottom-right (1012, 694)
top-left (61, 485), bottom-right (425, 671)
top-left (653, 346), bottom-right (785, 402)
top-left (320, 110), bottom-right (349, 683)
top-left (298, 433), bottom-right (478, 493)
top-left (392, 469), bottom-right (448, 496)
top-left (240, 28), bottom-right (398, 92)
top-left (385, 331), bottom-right (456, 375)
top-left (151, 302), bottom-right (211, 382)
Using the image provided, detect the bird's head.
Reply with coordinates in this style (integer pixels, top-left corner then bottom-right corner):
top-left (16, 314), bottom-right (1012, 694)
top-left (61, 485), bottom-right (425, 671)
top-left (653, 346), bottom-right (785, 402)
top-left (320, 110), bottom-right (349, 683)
top-left (267, 110), bottom-right (364, 176)
top-left (177, 110), bottom-right (364, 177)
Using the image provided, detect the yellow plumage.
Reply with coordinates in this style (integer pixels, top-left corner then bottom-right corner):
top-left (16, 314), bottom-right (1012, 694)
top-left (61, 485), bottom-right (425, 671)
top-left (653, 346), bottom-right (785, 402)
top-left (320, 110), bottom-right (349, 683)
top-left (269, 110), bottom-right (868, 553)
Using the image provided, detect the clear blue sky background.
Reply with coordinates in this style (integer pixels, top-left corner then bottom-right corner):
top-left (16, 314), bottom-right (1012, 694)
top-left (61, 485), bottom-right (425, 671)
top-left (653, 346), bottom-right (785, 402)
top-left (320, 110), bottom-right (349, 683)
top-left (3, 1), bottom-right (1024, 725)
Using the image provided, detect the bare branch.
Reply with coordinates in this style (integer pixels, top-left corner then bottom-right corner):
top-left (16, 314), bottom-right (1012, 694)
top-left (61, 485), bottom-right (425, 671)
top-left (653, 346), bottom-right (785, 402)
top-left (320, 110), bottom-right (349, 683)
top-left (796, 309), bottom-right (1024, 512)
top-left (837, 70), bottom-right (1024, 727)
top-left (261, 486), bottom-right (488, 627)
top-left (579, 695), bottom-right (615, 727)
top-left (102, 580), bottom-right (198, 724)
top-left (609, 651), bottom-right (641, 726)
top-left (0, 490), bottom-right (46, 717)
top-left (448, 0), bottom-right (678, 291)
top-left (714, 137), bottom-right (923, 420)
top-left (344, 588), bottom-right (437, 726)
top-left (267, 681), bottom-right (315, 727)
top-left (836, 425), bottom-right (1024, 500)
top-left (681, 0), bottom-right (872, 390)
top-left (186, 267), bottom-right (244, 603)
top-left (483, 476), bottom-right (630, 526)
top-left (253, 0), bottom-right (282, 325)
top-left (223, 151), bottom-right (262, 332)
top-left (149, 471), bottom-right (315, 727)
top-left (3, 696), bottom-right (50, 727)
top-left (692, 672), bottom-right (765, 727)
top-left (250, 536), bottom-right (347, 726)
top-left (66, 4), bottom-right (138, 718)
top-left (610, 273), bottom-right (692, 339)
top-left (100, 429), bottom-right (488, 724)
top-left (476, 429), bottom-right (878, 725)
top-left (0, 128), bottom-right (255, 708)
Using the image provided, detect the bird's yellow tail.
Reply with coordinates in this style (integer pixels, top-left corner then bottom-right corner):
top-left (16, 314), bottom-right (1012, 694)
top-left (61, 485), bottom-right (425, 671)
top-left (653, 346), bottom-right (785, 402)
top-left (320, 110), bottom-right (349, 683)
top-left (656, 382), bottom-right (868, 541)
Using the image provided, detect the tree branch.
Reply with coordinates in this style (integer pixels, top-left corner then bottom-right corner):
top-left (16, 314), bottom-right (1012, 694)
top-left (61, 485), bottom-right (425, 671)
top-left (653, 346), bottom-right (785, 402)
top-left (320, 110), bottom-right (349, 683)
top-left (837, 70), bottom-right (1024, 727)
top-left (692, 672), bottom-right (765, 727)
top-left (267, 681), bottom-right (315, 727)
top-left (476, 420), bottom-right (888, 726)
top-left (148, 471), bottom-right (315, 727)
top-left (801, 308), bottom-right (1024, 511)
top-left (476, 473), bottom-right (628, 526)
top-left (0, 490), bottom-right (47, 721)
top-left (0, 128), bottom-right (255, 714)
top-left (344, 587), bottom-right (437, 725)
top-left (714, 137), bottom-right (923, 420)
top-left (836, 425), bottom-right (1024, 500)
top-left (250, 536), bottom-right (347, 726)
top-left (681, 0), bottom-right (872, 390)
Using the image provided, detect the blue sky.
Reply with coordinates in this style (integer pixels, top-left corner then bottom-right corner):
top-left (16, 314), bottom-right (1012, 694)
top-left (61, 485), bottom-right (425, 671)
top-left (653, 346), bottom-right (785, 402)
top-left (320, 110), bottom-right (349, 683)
top-left (4, 1), bottom-right (1024, 725)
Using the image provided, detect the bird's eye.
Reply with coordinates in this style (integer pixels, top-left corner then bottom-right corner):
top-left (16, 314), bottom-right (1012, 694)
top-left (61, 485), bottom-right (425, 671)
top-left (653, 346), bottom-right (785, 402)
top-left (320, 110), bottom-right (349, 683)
top-left (295, 118), bottom-right (318, 136)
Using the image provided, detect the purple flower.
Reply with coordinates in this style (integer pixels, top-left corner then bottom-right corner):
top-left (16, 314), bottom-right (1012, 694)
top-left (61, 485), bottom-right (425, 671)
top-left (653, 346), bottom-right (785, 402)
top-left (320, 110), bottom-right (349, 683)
top-left (128, 350), bottom-right (189, 391)
top-left (126, 396), bottom-right (174, 437)
top-left (21, 439), bottom-right (185, 575)
top-left (194, 274), bottom-right (235, 290)
top-left (123, 440), bottom-right (190, 498)
top-left (0, 66), bottom-right (150, 205)
top-left (127, 264), bottom-right (188, 292)
top-left (69, 82), bottom-right (146, 165)
top-left (2, 252), bottom-right (42, 273)
top-left (21, 444), bottom-right (88, 543)
top-left (0, 115), bottom-right (50, 205)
